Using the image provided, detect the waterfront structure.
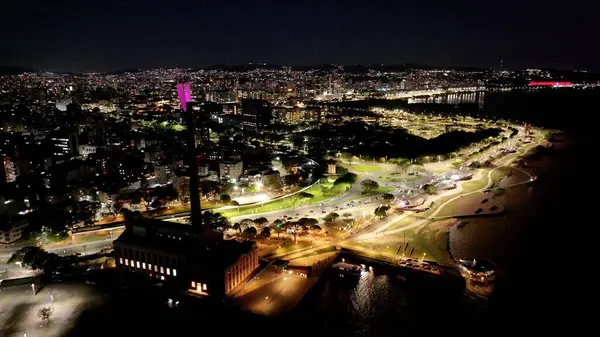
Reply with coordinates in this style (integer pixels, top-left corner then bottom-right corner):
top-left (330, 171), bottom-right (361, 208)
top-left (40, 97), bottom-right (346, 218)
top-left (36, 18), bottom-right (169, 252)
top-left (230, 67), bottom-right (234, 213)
top-left (458, 258), bottom-right (495, 282)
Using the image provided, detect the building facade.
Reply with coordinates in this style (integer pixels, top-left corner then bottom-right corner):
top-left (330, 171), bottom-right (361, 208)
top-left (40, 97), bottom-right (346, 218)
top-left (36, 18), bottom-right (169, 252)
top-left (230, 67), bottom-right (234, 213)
top-left (0, 218), bottom-right (28, 244)
top-left (219, 160), bottom-right (243, 181)
top-left (113, 215), bottom-right (259, 297)
top-left (241, 99), bottom-right (271, 132)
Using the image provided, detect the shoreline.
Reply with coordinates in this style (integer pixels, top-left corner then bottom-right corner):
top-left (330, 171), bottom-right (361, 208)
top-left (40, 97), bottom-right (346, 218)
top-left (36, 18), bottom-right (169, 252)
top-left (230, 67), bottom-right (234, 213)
top-left (447, 132), bottom-right (575, 272)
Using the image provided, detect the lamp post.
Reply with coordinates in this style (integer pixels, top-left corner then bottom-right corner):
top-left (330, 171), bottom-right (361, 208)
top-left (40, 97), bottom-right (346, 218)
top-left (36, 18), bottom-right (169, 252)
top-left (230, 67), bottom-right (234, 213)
top-left (31, 283), bottom-right (35, 295)
top-left (50, 293), bottom-right (55, 311)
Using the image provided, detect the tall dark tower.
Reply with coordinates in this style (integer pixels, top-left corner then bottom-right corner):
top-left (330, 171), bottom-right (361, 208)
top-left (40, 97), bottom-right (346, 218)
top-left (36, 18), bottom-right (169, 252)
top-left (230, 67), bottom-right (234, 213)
top-left (184, 101), bottom-right (203, 230)
top-left (178, 83), bottom-right (222, 240)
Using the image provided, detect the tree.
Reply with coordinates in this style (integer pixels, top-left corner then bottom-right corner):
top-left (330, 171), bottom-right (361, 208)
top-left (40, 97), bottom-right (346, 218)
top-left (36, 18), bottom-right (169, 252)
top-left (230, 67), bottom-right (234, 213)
top-left (244, 226), bottom-right (257, 236)
top-left (9, 247), bottom-right (52, 270)
top-left (283, 174), bottom-right (299, 186)
top-left (323, 212), bottom-right (340, 222)
top-left (350, 155), bottom-right (360, 163)
top-left (173, 177), bottom-right (190, 204)
top-left (199, 180), bottom-right (222, 200)
top-left (422, 184), bottom-right (438, 195)
top-left (38, 307), bottom-right (53, 325)
top-left (343, 212), bottom-right (353, 219)
top-left (246, 184), bottom-right (257, 194)
top-left (311, 224), bottom-right (322, 231)
top-left (220, 194), bottom-right (231, 203)
top-left (254, 217), bottom-right (268, 226)
top-left (297, 217), bottom-right (318, 227)
top-left (274, 226), bottom-right (283, 238)
top-left (232, 222), bottom-right (242, 233)
top-left (360, 179), bottom-right (379, 193)
top-left (379, 157), bottom-right (386, 163)
top-left (260, 227), bottom-right (271, 238)
top-left (374, 206), bottom-right (390, 218)
top-left (397, 160), bottom-right (411, 173)
top-left (195, 211), bottom-right (231, 233)
top-left (382, 193), bottom-right (395, 200)
top-left (334, 172), bottom-right (357, 186)
top-left (289, 192), bottom-right (314, 208)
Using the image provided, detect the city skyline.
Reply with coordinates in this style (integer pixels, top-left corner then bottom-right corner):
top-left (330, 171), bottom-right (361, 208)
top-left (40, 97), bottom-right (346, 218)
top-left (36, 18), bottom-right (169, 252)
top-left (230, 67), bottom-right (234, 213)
top-left (1, 0), bottom-right (598, 73)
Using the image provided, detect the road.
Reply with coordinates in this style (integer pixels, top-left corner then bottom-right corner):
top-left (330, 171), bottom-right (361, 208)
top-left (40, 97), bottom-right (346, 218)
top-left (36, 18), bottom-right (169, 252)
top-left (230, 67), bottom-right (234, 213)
top-left (0, 239), bottom-right (113, 261)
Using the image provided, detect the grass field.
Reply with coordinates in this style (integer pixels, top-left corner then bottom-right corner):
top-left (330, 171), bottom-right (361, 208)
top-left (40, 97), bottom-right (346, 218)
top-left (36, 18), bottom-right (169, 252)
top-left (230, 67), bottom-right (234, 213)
top-left (220, 180), bottom-right (350, 218)
top-left (348, 164), bottom-right (384, 173)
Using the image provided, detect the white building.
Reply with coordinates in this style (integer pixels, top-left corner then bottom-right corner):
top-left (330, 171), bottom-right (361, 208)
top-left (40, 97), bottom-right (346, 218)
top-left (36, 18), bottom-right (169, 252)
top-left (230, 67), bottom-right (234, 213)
top-left (219, 160), bottom-right (243, 182)
top-left (79, 144), bottom-right (100, 159)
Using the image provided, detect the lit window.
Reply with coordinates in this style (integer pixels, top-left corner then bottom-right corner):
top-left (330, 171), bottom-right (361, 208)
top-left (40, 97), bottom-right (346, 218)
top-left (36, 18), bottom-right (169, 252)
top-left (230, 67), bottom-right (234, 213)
top-left (119, 258), bottom-right (123, 264)
top-left (166, 268), bottom-right (171, 275)
top-left (136, 261), bottom-right (140, 268)
top-left (154, 265), bottom-right (158, 272)
top-left (203, 284), bottom-right (207, 291)
top-left (191, 281), bottom-right (196, 288)
top-left (160, 276), bottom-right (165, 281)
top-left (125, 259), bottom-right (129, 266)
top-left (148, 264), bottom-right (152, 270)
top-left (142, 263), bottom-right (146, 269)
top-left (160, 267), bottom-right (164, 274)
top-left (173, 269), bottom-right (177, 276)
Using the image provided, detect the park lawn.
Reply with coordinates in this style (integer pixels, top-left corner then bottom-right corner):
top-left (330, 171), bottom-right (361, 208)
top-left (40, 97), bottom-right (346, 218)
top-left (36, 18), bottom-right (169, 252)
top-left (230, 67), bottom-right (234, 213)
top-left (385, 213), bottom-right (423, 232)
top-left (348, 164), bottom-right (384, 173)
top-left (220, 180), bottom-right (349, 218)
top-left (347, 185), bottom-right (394, 202)
top-left (490, 166), bottom-right (513, 187)
top-left (461, 178), bottom-right (489, 192)
top-left (427, 166), bottom-right (454, 174)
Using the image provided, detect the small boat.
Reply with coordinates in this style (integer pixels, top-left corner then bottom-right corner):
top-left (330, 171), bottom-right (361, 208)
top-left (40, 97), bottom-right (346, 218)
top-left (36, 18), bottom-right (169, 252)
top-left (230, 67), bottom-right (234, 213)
top-left (331, 262), bottom-right (362, 276)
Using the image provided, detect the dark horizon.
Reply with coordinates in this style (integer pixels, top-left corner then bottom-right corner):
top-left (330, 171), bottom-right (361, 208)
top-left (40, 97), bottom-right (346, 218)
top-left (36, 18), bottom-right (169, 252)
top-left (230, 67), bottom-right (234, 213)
top-left (1, 0), bottom-right (598, 73)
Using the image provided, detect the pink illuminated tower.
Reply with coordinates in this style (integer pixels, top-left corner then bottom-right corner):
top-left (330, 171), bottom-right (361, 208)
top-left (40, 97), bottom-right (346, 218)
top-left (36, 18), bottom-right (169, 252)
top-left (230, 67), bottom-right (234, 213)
top-left (176, 82), bottom-right (192, 111)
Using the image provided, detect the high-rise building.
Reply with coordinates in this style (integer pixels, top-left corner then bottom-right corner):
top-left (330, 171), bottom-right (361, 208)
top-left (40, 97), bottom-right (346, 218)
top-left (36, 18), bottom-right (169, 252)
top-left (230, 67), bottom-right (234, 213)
top-left (241, 99), bottom-right (271, 132)
top-left (1, 155), bottom-right (17, 184)
top-left (49, 131), bottom-right (78, 157)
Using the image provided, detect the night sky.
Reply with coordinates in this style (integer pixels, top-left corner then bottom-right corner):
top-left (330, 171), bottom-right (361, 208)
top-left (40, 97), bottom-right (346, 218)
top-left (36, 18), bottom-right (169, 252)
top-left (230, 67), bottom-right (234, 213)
top-left (1, 0), bottom-right (598, 72)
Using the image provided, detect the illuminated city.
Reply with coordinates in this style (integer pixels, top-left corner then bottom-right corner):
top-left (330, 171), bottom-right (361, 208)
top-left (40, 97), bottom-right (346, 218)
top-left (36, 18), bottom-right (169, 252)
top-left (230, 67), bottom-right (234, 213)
top-left (0, 1), bottom-right (592, 336)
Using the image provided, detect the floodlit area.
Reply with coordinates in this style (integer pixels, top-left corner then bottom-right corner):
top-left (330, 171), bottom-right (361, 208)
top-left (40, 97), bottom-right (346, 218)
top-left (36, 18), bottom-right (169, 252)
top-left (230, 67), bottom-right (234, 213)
top-left (232, 193), bottom-right (271, 205)
top-left (0, 284), bottom-right (104, 337)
